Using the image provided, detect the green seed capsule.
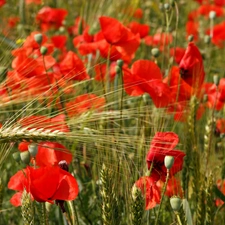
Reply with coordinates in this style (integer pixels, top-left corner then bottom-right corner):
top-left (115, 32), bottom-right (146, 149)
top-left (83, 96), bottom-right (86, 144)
top-left (40, 46), bottom-right (48, 55)
top-left (20, 151), bottom-right (31, 165)
top-left (151, 48), bottom-right (160, 57)
top-left (170, 196), bottom-right (182, 212)
top-left (28, 143), bottom-right (38, 157)
top-left (34, 33), bottom-right (43, 45)
top-left (12, 152), bottom-right (21, 162)
top-left (164, 156), bottom-right (174, 170)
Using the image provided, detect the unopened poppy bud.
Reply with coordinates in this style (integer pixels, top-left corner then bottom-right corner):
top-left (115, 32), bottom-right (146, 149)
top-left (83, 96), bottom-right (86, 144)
top-left (20, 151), bottom-right (31, 165)
top-left (34, 33), bottom-right (43, 45)
top-left (151, 48), bottom-right (160, 57)
top-left (164, 3), bottom-right (170, 11)
top-left (164, 156), bottom-right (174, 170)
top-left (170, 196), bottom-right (182, 212)
top-left (188, 35), bottom-right (194, 42)
top-left (58, 160), bottom-right (69, 172)
top-left (204, 35), bottom-right (211, 44)
top-left (117, 59), bottom-right (124, 68)
top-left (28, 143), bottom-right (38, 157)
top-left (213, 75), bottom-right (219, 86)
top-left (40, 46), bottom-right (48, 55)
top-left (209, 11), bottom-right (216, 19)
top-left (12, 152), bottom-right (20, 162)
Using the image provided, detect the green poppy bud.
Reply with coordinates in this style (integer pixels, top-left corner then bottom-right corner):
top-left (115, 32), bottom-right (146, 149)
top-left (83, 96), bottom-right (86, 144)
top-left (164, 156), bottom-right (174, 170)
top-left (151, 48), bottom-right (160, 57)
top-left (209, 11), bottom-right (216, 19)
top-left (28, 143), bottom-right (38, 157)
top-left (34, 33), bottom-right (43, 45)
top-left (204, 35), bottom-right (211, 44)
top-left (188, 35), bottom-right (194, 42)
top-left (164, 3), bottom-right (170, 11)
top-left (40, 46), bottom-right (48, 55)
top-left (20, 151), bottom-right (31, 165)
top-left (117, 59), bottom-right (124, 68)
top-left (170, 196), bottom-right (182, 212)
top-left (115, 65), bottom-right (121, 74)
top-left (12, 152), bottom-right (21, 162)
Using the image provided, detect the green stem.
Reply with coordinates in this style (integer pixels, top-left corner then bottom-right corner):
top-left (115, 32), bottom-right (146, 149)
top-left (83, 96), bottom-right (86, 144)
top-left (41, 203), bottom-right (48, 225)
top-left (176, 213), bottom-right (183, 225)
top-left (154, 170), bottom-right (170, 225)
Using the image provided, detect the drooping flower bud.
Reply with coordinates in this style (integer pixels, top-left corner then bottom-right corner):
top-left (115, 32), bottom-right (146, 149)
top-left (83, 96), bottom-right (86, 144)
top-left (188, 35), bottom-right (194, 42)
top-left (40, 46), bottom-right (48, 55)
top-left (151, 48), bottom-right (160, 57)
top-left (20, 151), bottom-right (31, 165)
top-left (164, 156), bottom-right (174, 170)
top-left (170, 196), bottom-right (182, 212)
top-left (213, 75), bottom-right (219, 86)
top-left (209, 11), bottom-right (216, 19)
top-left (12, 152), bottom-right (20, 162)
top-left (34, 33), bottom-right (43, 45)
top-left (28, 143), bottom-right (38, 157)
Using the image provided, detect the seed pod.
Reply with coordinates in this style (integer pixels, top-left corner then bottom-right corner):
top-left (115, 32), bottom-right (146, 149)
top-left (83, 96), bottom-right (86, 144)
top-left (34, 33), bottom-right (43, 45)
top-left (164, 156), bottom-right (174, 170)
top-left (28, 143), bottom-right (38, 157)
top-left (40, 46), bottom-right (48, 55)
top-left (170, 196), bottom-right (182, 212)
top-left (151, 48), bottom-right (160, 57)
top-left (20, 151), bottom-right (31, 165)
top-left (12, 152), bottom-right (21, 162)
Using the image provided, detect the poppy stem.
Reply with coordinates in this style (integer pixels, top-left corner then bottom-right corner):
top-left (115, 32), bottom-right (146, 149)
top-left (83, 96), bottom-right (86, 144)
top-left (154, 169), bottom-right (170, 225)
top-left (41, 202), bottom-right (49, 225)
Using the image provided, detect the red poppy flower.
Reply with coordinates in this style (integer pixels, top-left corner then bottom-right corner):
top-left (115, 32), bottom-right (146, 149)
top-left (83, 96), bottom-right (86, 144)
top-left (59, 51), bottom-right (90, 81)
top-left (123, 60), bottom-right (171, 108)
top-left (133, 8), bottom-right (143, 19)
top-left (18, 114), bottom-right (70, 133)
top-left (99, 16), bottom-right (140, 63)
top-left (216, 119), bottom-right (225, 134)
top-left (51, 35), bottom-right (67, 50)
top-left (207, 22), bottom-right (225, 47)
top-left (134, 176), bottom-right (161, 210)
top-left (198, 4), bottom-right (224, 17)
top-left (186, 21), bottom-right (199, 41)
top-left (36, 7), bottom-right (68, 31)
top-left (65, 94), bottom-right (105, 117)
top-left (202, 83), bottom-right (224, 110)
top-left (0, 0), bottom-right (5, 7)
top-left (26, 0), bottom-right (41, 4)
top-left (156, 176), bottom-right (183, 198)
top-left (144, 32), bottom-right (173, 47)
top-left (216, 179), bottom-right (225, 206)
top-left (170, 48), bottom-right (186, 64)
top-left (179, 42), bottom-right (205, 91)
top-left (128, 21), bottom-right (149, 38)
top-left (18, 141), bottom-right (72, 167)
top-left (8, 166), bottom-right (79, 206)
top-left (194, 0), bottom-right (225, 6)
top-left (146, 132), bottom-right (185, 181)
top-left (94, 62), bottom-right (118, 81)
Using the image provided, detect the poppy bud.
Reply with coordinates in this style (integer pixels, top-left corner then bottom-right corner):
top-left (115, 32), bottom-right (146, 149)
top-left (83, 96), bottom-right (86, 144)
top-left (209, 11), bottom-right (216, 19)
top-left (28, 143), bottom-right (38, 157)
top-left (164, 156), bottom-right (174, 170)
top-left (117, 59), bottom-right (124, 68)
top-left (213, 75), bottom-right (219, 86)
top-left (34, 33), bottom-right (43, 45)
top-left (58, 160), bottom-right (69, 172)
top-left (164, 3), bottom-right (170, 11)
top-left (12, 152), bottom-right (20, 162)
top-left (188, 35), bottom-right (194, 42)
top-left (40, 46), bottom-right (48, 55)
top-left (20, 151), bottom-right (31, 165)
top-left (151, 48), bottom-right (160, 57)
top-left (204, 35), bottom-right (211, 44)
top-left (170, 196), bottom-right (182, 212)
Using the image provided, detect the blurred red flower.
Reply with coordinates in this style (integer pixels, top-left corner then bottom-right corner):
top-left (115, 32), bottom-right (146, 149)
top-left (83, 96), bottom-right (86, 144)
top-left (146, 132), bottom-right (185, 181)
top-left (194, 0), bottom-right (225, 6)
top-left (216, 119), bottom-right (225, 134)
top-left (26, 0), bottom-right (41, 4)
top-left (179, 42), bottom-right (205, 92)
top-left (128, 21), bottom-right (149, 38)
top-left (18, 141), bottom-right (73, 167)
top-left (36, 7), bottom-right (68, 31)
top-left (134, 176), bottom-right (161, 210)
top-left (8, 166), bottom-right (79, 206)
top-left (0, 0), bottom-right (5, 7)
top-left (123, 60), bottom-right (171, 108)
top-left (18, 114), bottom-right (70, 132)
top-left (216, 179), bottom-right (225, 206)
top-left (186, 21), bottom-right (199, 41)
top-left (207, 22), bottom-right (225, 47)
top-left (99, 16), bottom-right (140, 63)
top-left (170, 48), bottom-right (186, 64)
top-left (59, 51), bottom-right (90, 81)
top-left (65, 94), bottom-right (105, 117)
